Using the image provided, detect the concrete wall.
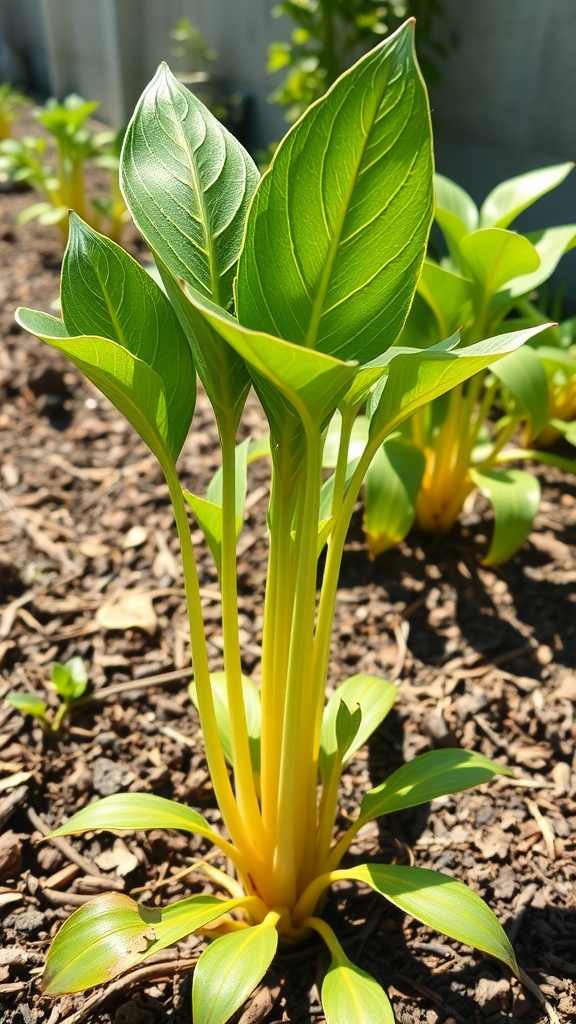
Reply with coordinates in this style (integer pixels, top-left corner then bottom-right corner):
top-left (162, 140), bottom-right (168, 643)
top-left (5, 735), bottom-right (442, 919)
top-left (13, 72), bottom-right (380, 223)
top-left (0, 0), bottom-right (289, 145)
top-left (428, 0), bottom-right (576, 231)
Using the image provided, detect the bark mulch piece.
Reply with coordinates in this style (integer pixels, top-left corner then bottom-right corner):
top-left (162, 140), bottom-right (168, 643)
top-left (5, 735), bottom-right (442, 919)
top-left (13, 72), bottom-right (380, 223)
top-left (1, 130), bottom-right (574, 1023)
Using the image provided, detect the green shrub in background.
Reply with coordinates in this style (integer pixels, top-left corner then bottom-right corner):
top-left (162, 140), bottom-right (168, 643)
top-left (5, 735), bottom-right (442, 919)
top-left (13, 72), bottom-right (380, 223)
top-left (268, 0), bottom-right (455, 122)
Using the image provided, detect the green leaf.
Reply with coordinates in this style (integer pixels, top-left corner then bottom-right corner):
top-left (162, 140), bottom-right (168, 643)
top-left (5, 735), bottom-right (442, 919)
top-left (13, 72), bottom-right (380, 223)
top-left (335, 701), bottom-right (363, 761)
top-left (15, 309), bottom-right (180, 468)
top-left (319, 674), bottom-right (397, 783)
top-left (156, 258), bottom-right (250, 427)
top-left (236, 22), bottom-right (433, 364)
top-left (480, 163), bottom-right (574, 229)
top-left (52, 656), bottom-right (88, 700)
top-left (416, 260), bottom-right (475, 339)
top-left (459, 228), bottom-right (540, 296)
top-left (192, 923), bottom-right (278, 1024)
top-left (470, 468), bottom-right (540, 566)
top-left (62, 215), bottom-right (195, 459)
top-left (183, 438), bottom-right (250, 572)
top-left (323, 412), bottom-right (369, 469)
top-left (120, 63), bottom-right (259, 311)
top-left (363, 437), bottom-right (425, 557)
top-left (359, 748), bottom-right (513, 824)
top-left (503, 225), bottom-right (576, 300)
top-left (188, 289), bottom-right (358, 437)
top-left (345, 864), bottom-right (519, 975)
top-left (434, 173), bottom-right (478, 261)
top-left (44, 891), bottom-right (244, 993)
top-left (46, 792), bottom-right (224, 848)
top-left (189, 672), bottom-right (261, 781)
top-left (490, 346), bottom-right (549, 436)
top-left (369, 325), bottom-right (549, 442)
top-left (6, 692), bottom-right (48, 720)
top-left (322, 957), bottom-right (395, 1024)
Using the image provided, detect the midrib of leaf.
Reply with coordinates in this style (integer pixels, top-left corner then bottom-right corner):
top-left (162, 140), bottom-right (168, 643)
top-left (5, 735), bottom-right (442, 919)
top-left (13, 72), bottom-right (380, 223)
top-left (170, 93), bottom-right (222, 308)
top-left (303, 67), bottom-right (407, 350)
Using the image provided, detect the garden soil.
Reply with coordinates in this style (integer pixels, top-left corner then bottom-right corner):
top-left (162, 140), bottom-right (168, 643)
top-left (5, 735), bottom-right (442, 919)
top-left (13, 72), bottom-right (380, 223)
top-left (0, 168), bottom-right (575, 1024)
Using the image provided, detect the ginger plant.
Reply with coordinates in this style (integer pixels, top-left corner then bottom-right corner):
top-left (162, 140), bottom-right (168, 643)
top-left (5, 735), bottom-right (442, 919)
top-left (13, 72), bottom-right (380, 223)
top-left (17, 24), bottom-right (544, 1023)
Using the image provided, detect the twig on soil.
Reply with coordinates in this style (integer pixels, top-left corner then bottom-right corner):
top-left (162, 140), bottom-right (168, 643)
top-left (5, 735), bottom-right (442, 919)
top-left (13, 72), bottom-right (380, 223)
top-left (27, 806), bottom-right (109, 879)
top-left (71, 667), bottom-right (192, 710)
top-left (519, 967), bottom-right (561, 1024)
top-left (55, 956), bottom-right (199, 1024)
top-left (0, 784), bottom-right (29, 828)
top-left (393, 973), bottom-right (470, 1024)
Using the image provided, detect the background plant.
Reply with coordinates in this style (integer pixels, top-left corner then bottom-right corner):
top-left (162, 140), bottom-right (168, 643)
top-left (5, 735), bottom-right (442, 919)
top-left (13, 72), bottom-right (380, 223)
top-left (0, 81), bottom-right (28, 140)
top-left (17, 25), bottom-right (542, 1023)
top-left (361, 164), bottom-right (576, 564)
top-left (268, 0), bottom-right (455, 123)
top-left (0, 93), bottom-right (128, 242)
top-left (6, 656), bottom-right (89, 735)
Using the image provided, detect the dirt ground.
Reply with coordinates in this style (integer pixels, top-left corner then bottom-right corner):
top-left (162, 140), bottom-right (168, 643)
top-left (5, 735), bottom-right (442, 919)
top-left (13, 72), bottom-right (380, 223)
top-left (0, 141), bottom-right (575, 1024)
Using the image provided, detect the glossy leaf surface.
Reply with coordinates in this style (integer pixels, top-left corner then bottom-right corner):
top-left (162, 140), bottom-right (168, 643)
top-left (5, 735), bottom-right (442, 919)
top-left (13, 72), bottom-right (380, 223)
top-left (363, 437), bottom-right (425, 556)
top-left (15, 309), bottom-right (180, 467)
top-left (459, 228), bottom-right (540, 296)
top-left (44, 891), bottom-right (243, 993)
top-left (189, 672), bottom-right (261, 779)
top-left (434, 173), bottom-right (478, 258)
top-left (237, 22), bottom-right (433, 364)
top-left (47, 792), bottom-right (221, 846)
top-left (369, 325), bottom-right (549, 441)
top-left (121, 63), bottom-right (259, 310)
top-left (319, 674), bottom-right (397, 783)
top-left (322, 956), bottom-right (395, 1024)
top-left (470, 468), bottom-right (540, 566)
top-left (359, 748), bottom-right (513, 824)
top-left (490, 346), bottom-right (549, 436)
top-left (192, 923), bottom-right (278, 1024)
top-left (346, 864), bottom-right (518, 975)
top-left (480, 163), bottom-right (574, 229)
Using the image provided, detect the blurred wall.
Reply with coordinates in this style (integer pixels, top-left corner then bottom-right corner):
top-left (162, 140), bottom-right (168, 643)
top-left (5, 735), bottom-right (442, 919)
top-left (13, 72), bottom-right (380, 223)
top-left (428, 0), bottom-right (576, 225)
top-left (0, 0), bottom-right (290, 146)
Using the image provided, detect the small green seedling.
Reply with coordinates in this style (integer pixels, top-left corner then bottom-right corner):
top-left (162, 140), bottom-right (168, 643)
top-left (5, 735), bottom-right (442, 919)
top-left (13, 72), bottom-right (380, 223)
top-left (0, 94), bottom-right (128, 241)
top-left (7, 656), bottom-right (89, 734)
top-left (18, 24), bottom-right (544, 1023)
top-left (361, 164), bottom-right (576, 563)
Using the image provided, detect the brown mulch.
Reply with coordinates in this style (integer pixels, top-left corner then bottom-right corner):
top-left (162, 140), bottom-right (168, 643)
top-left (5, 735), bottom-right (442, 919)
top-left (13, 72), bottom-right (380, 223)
top-left (0, 141), bottom-right (575, 1024)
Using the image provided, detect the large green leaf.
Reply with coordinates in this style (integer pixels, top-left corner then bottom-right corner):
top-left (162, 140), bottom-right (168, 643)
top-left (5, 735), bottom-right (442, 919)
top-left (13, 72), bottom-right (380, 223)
top-left (480, 163), bottom-right (574, 229)
top-left (363, 437), bottom-right (425, 556)
top-left (368, 325), bottom-right (549, 442)
top-left (345, 864), bottom-right (518, 975)
top-left (46, 792), bottom-right (223, 848)
top-left (120, 63), bottom-right (259, 311)
top-left (236, 21), bottom-right (433, 364)
top-left (44, 891), bottom-right (245, 994)
top-left (192, 923), bottom-right (278, 1024)
top-left (188, 288), bottom-right (358, 437)
top-left (157, 260), bottom-right (250, 427)
top-left (319, 674), bottom-right (397, 783)
top-left (359, 748), bottom-right (513, 825)
top-left (459, 228), bottom-right (540, 296)
top-left (490, 346), bottom-right (549, 436)
top-left (322, 957), bottom-right (395, 1024)
top-left (470, 468), bottom-right (540, 566)
top-left (14, 309), bottom-right (181, 467)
